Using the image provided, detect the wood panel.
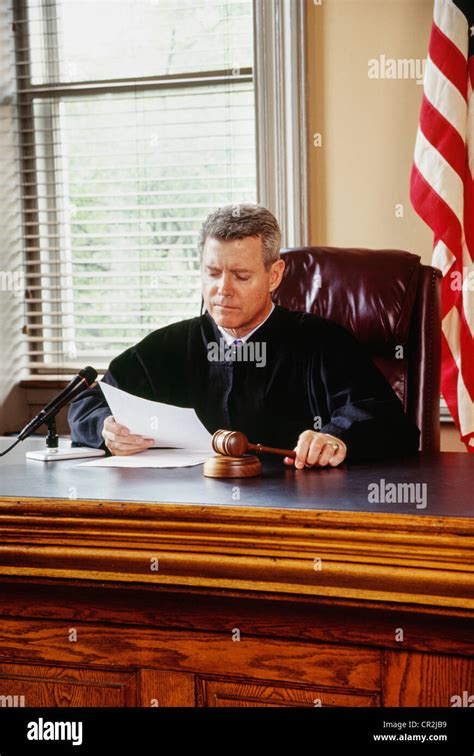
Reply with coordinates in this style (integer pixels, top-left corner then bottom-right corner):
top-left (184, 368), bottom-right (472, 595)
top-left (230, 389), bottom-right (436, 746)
top-left (138, 669), bottom-right (195, 707)
top-left (0, 618), bottom-right (380, 692)
top-left (382, 651), bottom-right (474, 706)
top-left (0, 484), bottom-right (472, 707)
top-left (0, 579), bottom-right (472, 656)
top-left (0, 663), bottom-right (137, 706)
top-left (198, 677), bottom-right (380, 707)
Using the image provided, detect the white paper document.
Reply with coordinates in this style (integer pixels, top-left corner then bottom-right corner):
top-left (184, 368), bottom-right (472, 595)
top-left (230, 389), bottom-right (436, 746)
top-left (98, 382), bottom-right (212, 449)
top-left (77, 382), bottom-right (212, 468)
top-left (79, 449), bottom-right (209, 468)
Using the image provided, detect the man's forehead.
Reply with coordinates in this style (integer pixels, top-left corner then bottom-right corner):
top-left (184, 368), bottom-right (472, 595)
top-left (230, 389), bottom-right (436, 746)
top-left (203, 236), bottom-right (262, 251)
top-left (202, 236), bottom-right (264, 264)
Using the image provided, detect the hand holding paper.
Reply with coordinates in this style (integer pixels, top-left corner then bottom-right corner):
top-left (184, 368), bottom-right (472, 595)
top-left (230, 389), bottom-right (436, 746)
top-left (99, 382), bottom-right (212, 449)
top-left (78, 383), bottom-right (212, 468)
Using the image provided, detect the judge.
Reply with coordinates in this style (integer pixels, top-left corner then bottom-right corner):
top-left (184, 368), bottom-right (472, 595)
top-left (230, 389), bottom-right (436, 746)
top-left (68, 204), bottom-right (420, 468)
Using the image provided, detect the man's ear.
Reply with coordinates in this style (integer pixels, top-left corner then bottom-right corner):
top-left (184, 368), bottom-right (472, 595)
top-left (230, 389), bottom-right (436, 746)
top-left (269, 258), bottom-right (285, 292)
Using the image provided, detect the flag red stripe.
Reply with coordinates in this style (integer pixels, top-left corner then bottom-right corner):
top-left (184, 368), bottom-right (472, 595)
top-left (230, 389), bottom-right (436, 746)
top-left (410, 3), bottom-right (473, 448)
top-left (441, 260), bottom-right (461, 316)
top-left (409, 164), bottom-right (463, 263)
top-left (441, 329), bottom-right (474, 452)
top-left (458, 303), bottom-right (474, 401)
top-left (429, 22), bottom-right (468, 99)
top-left (411, 168), bottom-right (474, 406)
top-left (441, 330), bottom-right (460, 427)
top-left (464, 163), bottom-right (474, 263)
top-left (419, 94), bottom-right (466, 178)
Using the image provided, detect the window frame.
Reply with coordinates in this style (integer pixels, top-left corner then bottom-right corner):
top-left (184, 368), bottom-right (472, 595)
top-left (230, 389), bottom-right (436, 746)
top-left (13, 0), bottom-right (309, 375)
top-left (254, 0), bottom-right (309, 249)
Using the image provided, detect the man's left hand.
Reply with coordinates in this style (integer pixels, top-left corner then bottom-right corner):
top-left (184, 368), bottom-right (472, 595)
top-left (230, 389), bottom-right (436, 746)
top-left (283, 430), bottom-right (347, 469)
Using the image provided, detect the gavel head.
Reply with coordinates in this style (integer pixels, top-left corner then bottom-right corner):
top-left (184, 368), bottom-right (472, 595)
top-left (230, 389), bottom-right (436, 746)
top-left (211, 430), bottom-right (249, 457)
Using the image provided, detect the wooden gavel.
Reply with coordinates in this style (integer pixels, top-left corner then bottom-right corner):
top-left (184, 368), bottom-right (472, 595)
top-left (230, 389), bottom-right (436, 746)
top-left (211, 429), bottom-right (296, 459)
top-left (203, 430), bottom-right (296, 478)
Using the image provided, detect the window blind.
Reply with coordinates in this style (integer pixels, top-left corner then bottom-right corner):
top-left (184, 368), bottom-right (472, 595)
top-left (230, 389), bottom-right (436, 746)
top-left (9, 0), bottom-right (256, 372)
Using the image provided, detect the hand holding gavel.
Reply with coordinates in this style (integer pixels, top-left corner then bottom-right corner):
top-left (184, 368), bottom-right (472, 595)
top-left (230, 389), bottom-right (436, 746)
top-left (211, 429), bottom-right (347, 468)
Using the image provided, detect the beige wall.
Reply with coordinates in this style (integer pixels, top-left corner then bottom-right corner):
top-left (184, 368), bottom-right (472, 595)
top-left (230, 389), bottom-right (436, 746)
top-left (307, 0), bottom-right (434, 261)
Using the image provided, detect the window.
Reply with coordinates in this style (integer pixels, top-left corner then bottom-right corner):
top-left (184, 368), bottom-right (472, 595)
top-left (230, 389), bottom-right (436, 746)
top-left (6, 0), bottom-right (308, 375)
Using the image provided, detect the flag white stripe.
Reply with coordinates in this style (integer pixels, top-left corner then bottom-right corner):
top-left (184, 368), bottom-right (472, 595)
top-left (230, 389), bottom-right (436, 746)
top-left (414, 127), bottom-right (465, 224)
top-left (434, 0), bottom-right (469, 58)
top-left (457, 367), bottom-right (474, 436)
top-left (433, 238), bottom-right (456, 275)
top-left (442, 295), bottom-right (474, 438)
top-left (442, 304), bottom-right (461, 369)
top-left (424, 56), bottom-right (467, 138)
top-left (461, 238), bottom-right (474, 334)
top-left (412, 0), bottom-right (474, 446)
top-left (467, 77), bottom-right (474, 177)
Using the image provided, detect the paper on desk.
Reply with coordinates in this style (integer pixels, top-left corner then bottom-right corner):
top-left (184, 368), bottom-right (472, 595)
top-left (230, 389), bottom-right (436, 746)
top-left (78, 449), bottom-right (209, 468)
top-left (98, 381), bottom-right (212, 450)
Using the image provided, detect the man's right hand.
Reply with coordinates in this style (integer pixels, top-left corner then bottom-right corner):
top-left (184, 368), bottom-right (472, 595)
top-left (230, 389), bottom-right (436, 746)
top-left (101, 415), bottom-right (155, 456)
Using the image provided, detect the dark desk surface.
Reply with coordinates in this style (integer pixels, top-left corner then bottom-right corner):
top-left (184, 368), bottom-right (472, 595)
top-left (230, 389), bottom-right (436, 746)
top-left (0, 437), bottom-right (472, 518)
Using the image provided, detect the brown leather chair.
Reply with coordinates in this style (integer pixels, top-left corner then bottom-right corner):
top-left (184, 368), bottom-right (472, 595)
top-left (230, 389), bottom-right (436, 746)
top-left (273, 246), bottom-right (442, 452)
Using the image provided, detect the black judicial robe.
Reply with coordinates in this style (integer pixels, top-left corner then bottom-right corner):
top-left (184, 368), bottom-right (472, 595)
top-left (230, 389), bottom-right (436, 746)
top-left (67, 305), bottom-right (420, 462)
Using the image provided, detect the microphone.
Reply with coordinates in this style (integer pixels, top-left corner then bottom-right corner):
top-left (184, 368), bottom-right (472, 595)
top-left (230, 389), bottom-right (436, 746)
top-left (17, 366), bottom-right (98, 442)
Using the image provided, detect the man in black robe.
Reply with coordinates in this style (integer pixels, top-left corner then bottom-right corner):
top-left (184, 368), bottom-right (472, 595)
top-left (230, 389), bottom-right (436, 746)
top-left (68, 204), bottom-right (420, 467)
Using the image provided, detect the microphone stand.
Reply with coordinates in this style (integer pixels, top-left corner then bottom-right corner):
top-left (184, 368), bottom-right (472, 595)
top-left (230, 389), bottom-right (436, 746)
top-left (0, 366), bottom-right (107, 463)
top-left (0, 416), bottom-right (61, 458)
top-left (23, 408), bottom-right (106, 463)
top-left (46, 417), bottom-right (59, 449)
top-left (0, 408), bottom-right (104, 462)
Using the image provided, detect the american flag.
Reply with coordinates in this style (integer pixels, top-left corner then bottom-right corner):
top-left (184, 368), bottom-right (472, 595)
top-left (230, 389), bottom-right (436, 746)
top-left (410, 0), bottom-right (474, 451)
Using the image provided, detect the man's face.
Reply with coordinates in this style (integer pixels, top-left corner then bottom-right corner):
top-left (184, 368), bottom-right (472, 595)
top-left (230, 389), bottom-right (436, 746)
top-left (201, 236), bottom-right (285, 335)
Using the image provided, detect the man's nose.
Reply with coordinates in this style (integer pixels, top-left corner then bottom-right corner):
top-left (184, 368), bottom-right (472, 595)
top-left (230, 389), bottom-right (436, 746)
top-left (217, 272), bottom-right (233, 296)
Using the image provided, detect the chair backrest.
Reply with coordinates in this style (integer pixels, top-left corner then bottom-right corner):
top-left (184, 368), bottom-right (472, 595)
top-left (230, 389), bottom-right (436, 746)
top-left (272, 246), bottom-right (442, 452)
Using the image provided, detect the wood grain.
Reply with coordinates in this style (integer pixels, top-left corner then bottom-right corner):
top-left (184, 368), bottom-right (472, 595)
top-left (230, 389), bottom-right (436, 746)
top-left (138, 669), bottom-right (195, 707)
top-left (0, 618), bottom-right (381, 691)
top-left (0, 578), bottom-right (472, 654)
top-left (0, 663), bottom-right (137, 706)
top-left (0, 497), bottom-right (473, 608)
top-left (382, 650), bottom-right (474, 706)
top-left (0, 494), bottom-right (472, 707)
top-left (198, 678), bottom-right (379, 707)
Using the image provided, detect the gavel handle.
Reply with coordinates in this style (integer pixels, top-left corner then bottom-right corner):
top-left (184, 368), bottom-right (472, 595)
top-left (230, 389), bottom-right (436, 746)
top-left (247, 442), bottom-right (296, 459)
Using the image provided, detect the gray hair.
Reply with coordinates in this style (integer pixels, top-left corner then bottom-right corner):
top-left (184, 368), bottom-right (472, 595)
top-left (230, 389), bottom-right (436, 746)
top-left (198, 204), bottom-right (281, 269)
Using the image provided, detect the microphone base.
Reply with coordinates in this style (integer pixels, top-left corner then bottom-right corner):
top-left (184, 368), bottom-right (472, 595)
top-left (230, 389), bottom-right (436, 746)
top-left (26, 446), bottom-right (106, 462)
